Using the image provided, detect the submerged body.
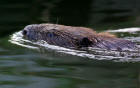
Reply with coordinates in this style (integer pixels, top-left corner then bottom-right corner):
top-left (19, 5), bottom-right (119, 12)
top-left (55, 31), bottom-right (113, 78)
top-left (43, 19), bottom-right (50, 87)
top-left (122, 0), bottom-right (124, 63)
top-left (22, 24), bottom-right (136, 51)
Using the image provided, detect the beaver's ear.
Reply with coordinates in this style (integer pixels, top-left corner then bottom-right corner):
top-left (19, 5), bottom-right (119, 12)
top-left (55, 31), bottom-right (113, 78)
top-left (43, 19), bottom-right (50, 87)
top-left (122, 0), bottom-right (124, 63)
top-left (79, 37), bottom-right (92, 47)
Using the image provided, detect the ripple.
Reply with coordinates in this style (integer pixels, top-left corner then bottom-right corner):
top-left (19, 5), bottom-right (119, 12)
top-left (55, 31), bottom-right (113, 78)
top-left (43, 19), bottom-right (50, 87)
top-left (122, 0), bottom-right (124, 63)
top-left (9, 31), bottom-right (140, 62)
top-left (107, 27), bottom-right (140, 33)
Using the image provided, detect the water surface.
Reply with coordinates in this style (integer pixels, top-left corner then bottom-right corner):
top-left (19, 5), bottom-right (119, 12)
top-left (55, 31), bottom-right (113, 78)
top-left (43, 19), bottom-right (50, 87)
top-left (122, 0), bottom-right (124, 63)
top-left (1, 0), bottom-right (140, 88)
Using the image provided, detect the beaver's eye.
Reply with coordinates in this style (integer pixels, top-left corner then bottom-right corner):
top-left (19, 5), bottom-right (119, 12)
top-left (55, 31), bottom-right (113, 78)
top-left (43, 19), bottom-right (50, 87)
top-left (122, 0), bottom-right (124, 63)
top-left (47, 32), bottom-right (54, 38)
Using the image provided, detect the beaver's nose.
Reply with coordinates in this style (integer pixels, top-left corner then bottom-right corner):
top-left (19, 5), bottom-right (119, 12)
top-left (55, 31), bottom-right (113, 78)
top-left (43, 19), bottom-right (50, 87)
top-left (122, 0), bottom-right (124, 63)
top-left (22, 30), bottom-right (27, 35)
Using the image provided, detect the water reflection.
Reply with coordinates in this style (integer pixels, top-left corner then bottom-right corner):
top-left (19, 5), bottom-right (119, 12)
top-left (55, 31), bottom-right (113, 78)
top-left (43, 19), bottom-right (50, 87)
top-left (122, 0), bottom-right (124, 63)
top-left (0, 49), bottom-right (140, 88)
top-left (1, 0), bottom-right (140, 37)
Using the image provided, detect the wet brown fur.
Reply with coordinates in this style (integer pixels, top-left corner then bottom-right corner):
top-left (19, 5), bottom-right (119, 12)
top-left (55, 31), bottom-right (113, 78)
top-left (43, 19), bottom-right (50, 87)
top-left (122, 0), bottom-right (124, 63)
top-left (23, 24), bottom-right (136, 50)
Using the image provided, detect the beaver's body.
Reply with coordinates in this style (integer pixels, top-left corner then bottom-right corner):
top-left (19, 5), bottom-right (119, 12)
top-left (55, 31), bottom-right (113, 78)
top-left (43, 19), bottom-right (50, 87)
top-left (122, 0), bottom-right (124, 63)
top-left (22, 24), bottom-right (136, 50)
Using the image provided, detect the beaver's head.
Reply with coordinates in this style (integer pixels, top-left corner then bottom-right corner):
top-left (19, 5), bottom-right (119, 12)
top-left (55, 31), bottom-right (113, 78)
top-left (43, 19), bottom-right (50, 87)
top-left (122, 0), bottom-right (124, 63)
top-left (22, 24), bottom-right (93, 48)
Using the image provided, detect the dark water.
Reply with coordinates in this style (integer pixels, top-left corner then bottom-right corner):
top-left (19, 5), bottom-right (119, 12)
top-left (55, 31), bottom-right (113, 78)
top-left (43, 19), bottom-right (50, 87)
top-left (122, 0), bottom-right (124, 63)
top-left (1, 0), bottom-right (140, 88)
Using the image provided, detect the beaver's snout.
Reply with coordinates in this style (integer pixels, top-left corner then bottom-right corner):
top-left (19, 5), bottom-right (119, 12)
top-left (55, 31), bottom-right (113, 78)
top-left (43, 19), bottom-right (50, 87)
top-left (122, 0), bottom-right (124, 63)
top-left (22, 30), bottom-right (27, 35)
top-left (22, 24), bottom-right (39, 36)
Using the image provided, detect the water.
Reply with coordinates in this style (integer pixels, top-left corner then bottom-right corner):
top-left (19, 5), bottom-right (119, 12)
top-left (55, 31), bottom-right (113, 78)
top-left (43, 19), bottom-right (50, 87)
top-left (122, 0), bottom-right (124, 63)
top-left (1, 0), bottom-right (140, 88)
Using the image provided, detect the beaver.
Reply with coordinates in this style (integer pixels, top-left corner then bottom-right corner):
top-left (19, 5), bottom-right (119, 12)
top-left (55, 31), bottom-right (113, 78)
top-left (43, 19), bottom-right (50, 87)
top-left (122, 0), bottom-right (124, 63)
top-left (22, 24), bottom-right (136, 50)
